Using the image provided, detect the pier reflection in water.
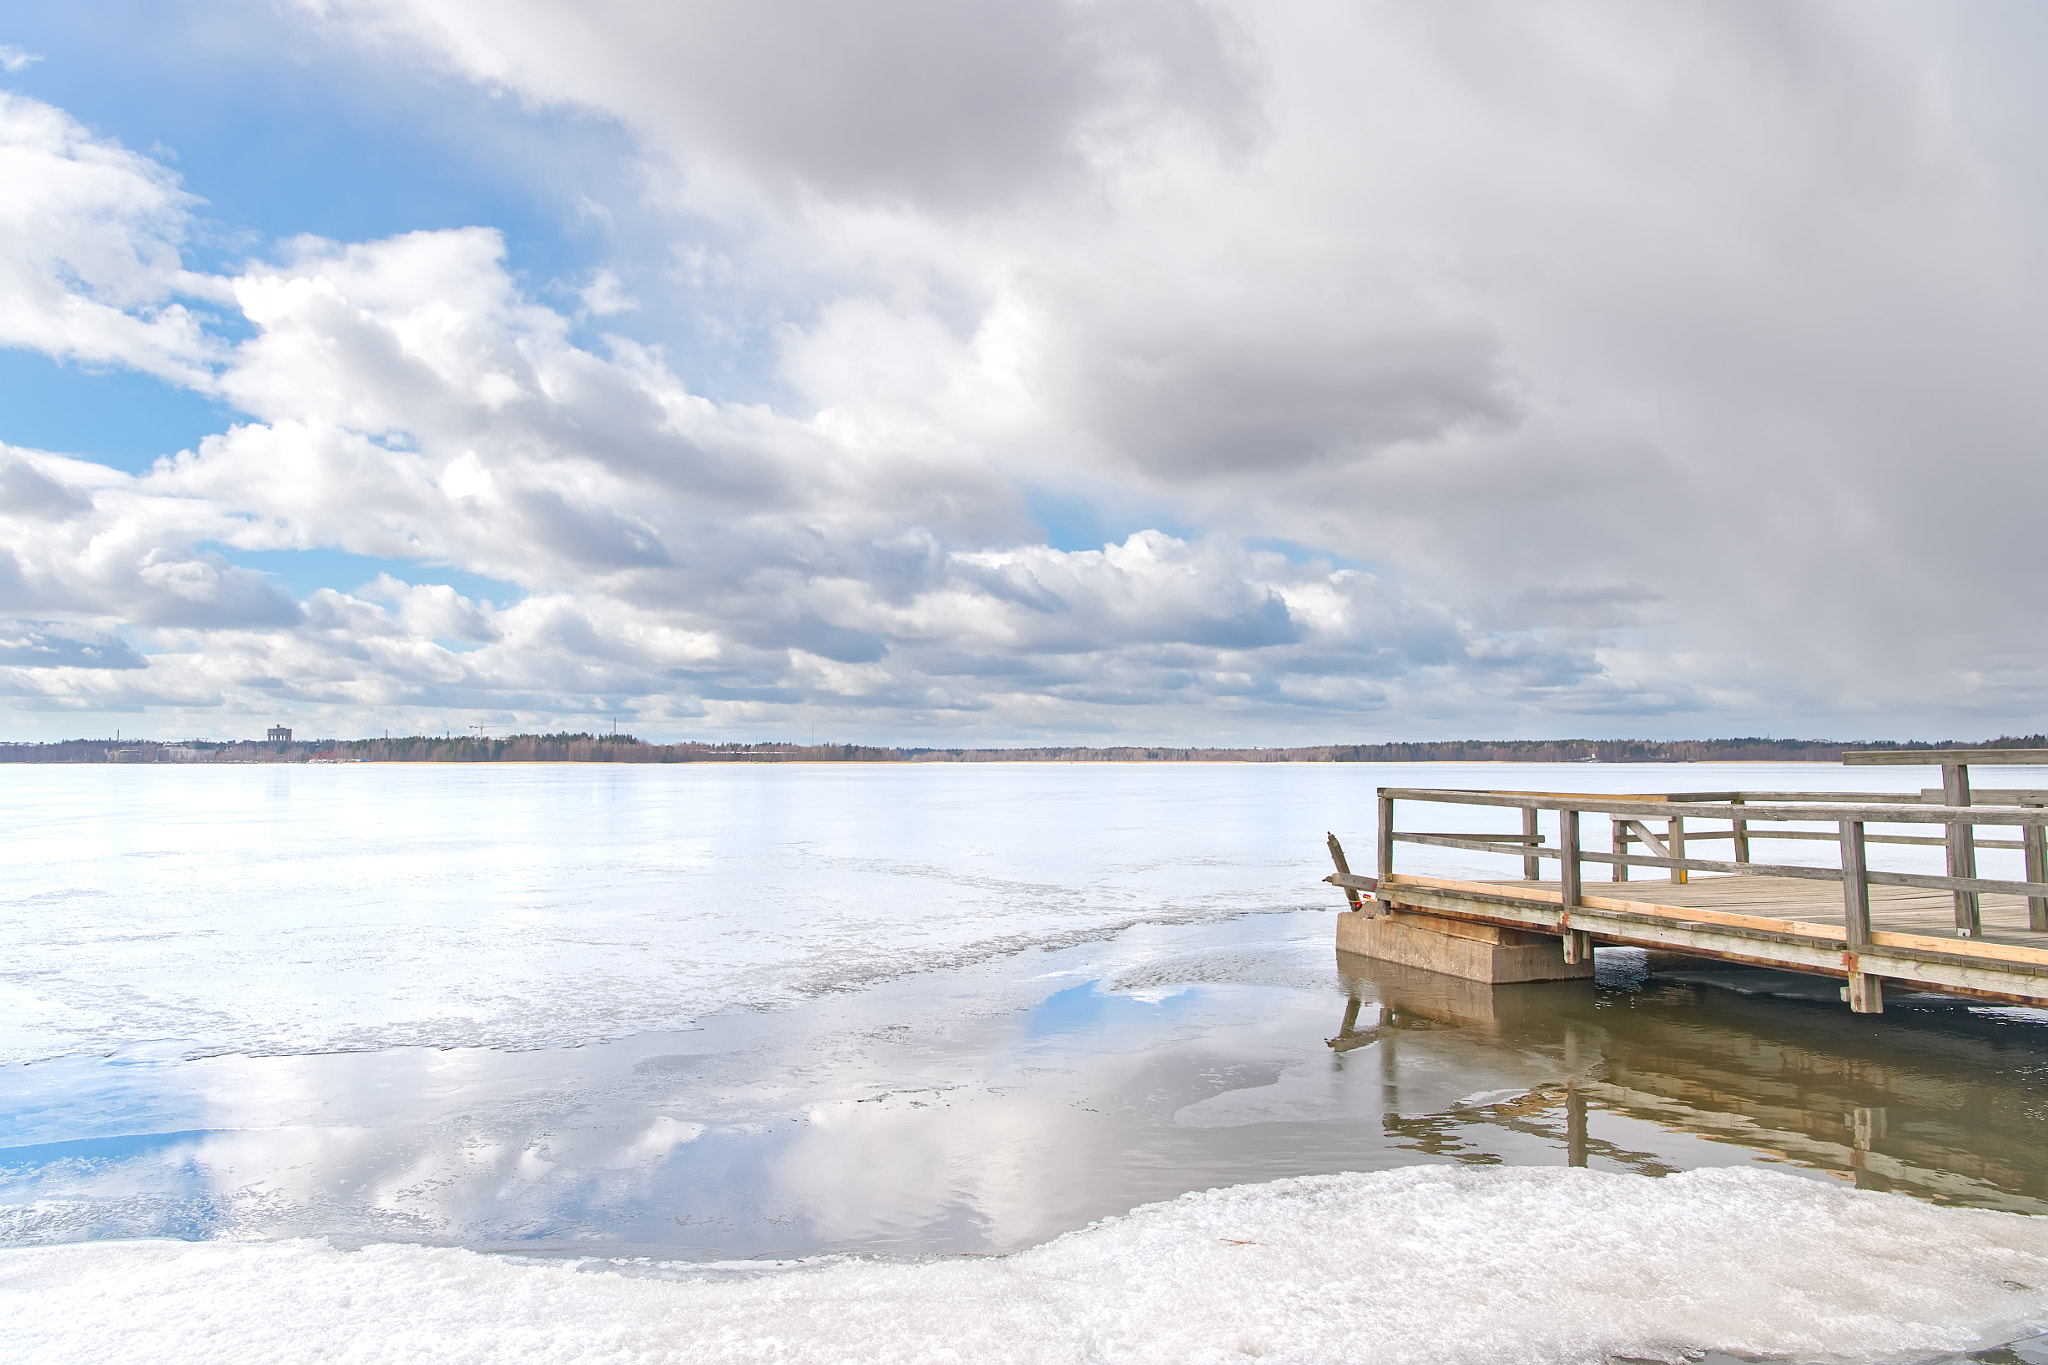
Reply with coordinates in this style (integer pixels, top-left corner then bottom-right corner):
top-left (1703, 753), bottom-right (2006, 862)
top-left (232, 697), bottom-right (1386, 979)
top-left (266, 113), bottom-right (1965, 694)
top-left (1332, 950), bottom-right (2048, 1215)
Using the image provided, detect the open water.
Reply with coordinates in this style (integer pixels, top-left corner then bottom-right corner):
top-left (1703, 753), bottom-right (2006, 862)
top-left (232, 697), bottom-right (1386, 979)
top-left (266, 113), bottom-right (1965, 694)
top-left (4, 761), bottom-right (2048, 1363)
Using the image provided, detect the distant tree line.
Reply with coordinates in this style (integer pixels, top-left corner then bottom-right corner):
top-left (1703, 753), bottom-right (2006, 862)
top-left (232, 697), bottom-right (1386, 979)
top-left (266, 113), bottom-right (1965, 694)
top-left (4, 733), bottom-right (2045, 765)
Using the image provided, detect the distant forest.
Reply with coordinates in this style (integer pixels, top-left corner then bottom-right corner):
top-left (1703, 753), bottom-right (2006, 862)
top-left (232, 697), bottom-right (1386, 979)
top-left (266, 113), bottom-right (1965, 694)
top-left (4, 733), bottom-right (2046, 765)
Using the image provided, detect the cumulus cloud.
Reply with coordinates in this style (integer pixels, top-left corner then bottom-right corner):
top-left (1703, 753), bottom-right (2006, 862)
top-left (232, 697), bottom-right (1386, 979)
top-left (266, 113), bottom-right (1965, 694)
top-left (0, 93), bottom-right (228, 384)
top-left (0, 161), bottom-right (1508, 735)
top-left (4, 2), bottom-right (2047, 740)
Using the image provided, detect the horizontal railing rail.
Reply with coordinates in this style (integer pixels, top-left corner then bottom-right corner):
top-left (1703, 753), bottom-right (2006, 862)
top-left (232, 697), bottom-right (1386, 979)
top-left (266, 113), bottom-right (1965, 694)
top-left (1375, 790), bottom-right (2048, 824)
top-left (1370, 783), bottom-right (2048, 944)
top-left (1395, 823), bottom-right (2034, 850)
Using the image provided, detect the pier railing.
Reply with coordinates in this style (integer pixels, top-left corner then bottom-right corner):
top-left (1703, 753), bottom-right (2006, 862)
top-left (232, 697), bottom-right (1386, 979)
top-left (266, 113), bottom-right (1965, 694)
top-left (1362, 759), bottom-right (2048, 943)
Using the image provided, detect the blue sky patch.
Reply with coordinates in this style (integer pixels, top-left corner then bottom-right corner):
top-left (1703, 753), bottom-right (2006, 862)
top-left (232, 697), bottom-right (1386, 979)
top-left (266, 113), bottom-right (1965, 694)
top-left (208, 546), bottom-right (523, 605)
top-left (0, 350), bottom-right (239, 472)
top-left (1026, 490), bottom-right (1194, 554)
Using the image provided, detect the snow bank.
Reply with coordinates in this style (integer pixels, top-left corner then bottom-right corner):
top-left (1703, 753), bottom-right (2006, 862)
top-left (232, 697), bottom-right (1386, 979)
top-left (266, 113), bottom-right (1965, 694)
top-left (6, 1166), bottom-right (2046, 1365)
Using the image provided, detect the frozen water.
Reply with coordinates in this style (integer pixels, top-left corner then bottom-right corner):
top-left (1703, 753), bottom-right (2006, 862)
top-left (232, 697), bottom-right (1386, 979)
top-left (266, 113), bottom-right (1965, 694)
top-left (7, 760), bottom-right (2048, 1362)
top-left (5, 1166), bottom-right (2047, 1365)
top-left (1, 761), bottom-right (1356, 1062)
top-left (0, 760), bottom-right (1991, 1064)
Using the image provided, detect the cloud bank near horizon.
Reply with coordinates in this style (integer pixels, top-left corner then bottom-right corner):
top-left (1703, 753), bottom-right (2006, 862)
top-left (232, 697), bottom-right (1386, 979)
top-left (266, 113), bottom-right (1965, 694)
top-left (2, 1), bottom-right (2045, 743)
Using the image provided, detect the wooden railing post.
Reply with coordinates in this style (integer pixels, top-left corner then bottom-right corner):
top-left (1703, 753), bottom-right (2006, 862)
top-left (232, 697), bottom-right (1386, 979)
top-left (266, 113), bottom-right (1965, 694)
top-left (1840, 819), bottom-right (1871, 949)
top-left (1732, 796), bottom-right (1751, 865)
top-left (1377, 791), bottom-right (1395, 883)
top-left (2027, 800), bottom-right (2048, 933)
top-left (1943, 762), bottom-right (1981, 938)
top-left (1560, 807), bottom-right (1581, 907)
top-left (1560, 806), bottom-right (1589, 963)
top-left (1840, 818), bottom-right (1881, 1013)
top-left (1610, 817), bottom-right (1629, 882)
top-left (1522, 806), bottom-right (1542, 882)
top-left (1668, 815), bottom-right (1687, 884)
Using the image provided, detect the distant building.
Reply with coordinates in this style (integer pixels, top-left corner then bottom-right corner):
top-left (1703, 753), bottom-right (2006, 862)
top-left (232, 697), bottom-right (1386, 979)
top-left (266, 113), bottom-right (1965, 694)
top-left (268, 725), bottom-right (292, 742)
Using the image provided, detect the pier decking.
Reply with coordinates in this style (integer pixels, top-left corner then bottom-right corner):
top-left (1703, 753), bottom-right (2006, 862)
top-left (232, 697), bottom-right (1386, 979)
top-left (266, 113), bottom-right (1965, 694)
top-left (1327, 750), bottom-right (2048, 1012)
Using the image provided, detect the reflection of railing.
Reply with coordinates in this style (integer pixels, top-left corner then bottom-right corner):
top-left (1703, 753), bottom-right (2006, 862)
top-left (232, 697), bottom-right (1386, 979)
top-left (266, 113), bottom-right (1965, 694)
top-left (1368, 749), bottom-right (2048, 945)
top-left (1325, 953), bottom-right (2048, 1211)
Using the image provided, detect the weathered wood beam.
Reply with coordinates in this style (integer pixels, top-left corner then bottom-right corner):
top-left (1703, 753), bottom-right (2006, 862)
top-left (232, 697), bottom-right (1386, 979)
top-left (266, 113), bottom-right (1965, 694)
top-left (1737, 791), bottom-right (1927, 803)
top-left (1377, 789), bottom-right (2048, 824)
top-left (1620, 820), bottom-right (1671, 859)
top-left (1379, 875), bottom-right (2048, 969)
top-left (1376, 878), bottom-right (2048, 1004)
top-left (1586, 828), bottom-right (2021, 846)
top-left (1726, 828), bottom-right (2029, 850)
top-left (1403, 789), bottom-right (1744, 802)
top-left (1922, 788), bottom-right (2048, 804)
top-left (2027, 801), bottom-right (2048, 933)
top-left (1386, 829), bottom-right (2048, 898)
top-left (1840, 819), bottom-right (1871, 950)
top-left (1376, 791), bottom-right (1395, 882)
top-left (1946, 763), bottom-right (1983, 938)
top-left (1326, 832), bottom-right (1363, 913)
top-left (1846, 749), bottom-right (2048, 766)
top-left (1560, 808), bottom-right (1582, 914)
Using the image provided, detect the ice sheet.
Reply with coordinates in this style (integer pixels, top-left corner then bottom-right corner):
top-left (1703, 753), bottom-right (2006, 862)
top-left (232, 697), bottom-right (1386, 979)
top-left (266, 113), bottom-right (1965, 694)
top-left (1, 761), bottom-right (1984, 1065)
top-left (6, 1166), bottom-right (2045, 1365)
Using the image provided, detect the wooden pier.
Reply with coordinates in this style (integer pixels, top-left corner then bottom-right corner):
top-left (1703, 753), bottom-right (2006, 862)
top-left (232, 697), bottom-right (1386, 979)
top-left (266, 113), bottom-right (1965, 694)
top-left (1325, 749), bottom-right (2048, 1013)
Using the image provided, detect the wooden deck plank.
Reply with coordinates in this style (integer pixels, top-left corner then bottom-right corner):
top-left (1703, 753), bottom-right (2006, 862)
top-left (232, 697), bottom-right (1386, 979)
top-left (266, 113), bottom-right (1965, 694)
top-left (1368, 872), bottom-right (2048, 1004)
top-left (1474, 875), bottom-right (2048, 950)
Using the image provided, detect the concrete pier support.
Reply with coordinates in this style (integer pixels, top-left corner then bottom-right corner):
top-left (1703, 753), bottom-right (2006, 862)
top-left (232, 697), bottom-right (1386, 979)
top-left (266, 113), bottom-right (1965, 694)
top-left (1336, 907), bottom-right (1593, 984)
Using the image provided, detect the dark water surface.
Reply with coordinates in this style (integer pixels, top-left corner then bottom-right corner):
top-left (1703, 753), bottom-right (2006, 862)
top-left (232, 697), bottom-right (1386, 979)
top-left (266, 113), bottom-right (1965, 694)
top-left (7, 906), bottom-right (2047, 1260)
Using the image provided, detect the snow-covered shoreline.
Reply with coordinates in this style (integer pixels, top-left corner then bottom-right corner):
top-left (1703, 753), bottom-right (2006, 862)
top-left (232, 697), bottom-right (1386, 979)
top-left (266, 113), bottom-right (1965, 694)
top-left (7, 1166), bottom-right (2045, 1365)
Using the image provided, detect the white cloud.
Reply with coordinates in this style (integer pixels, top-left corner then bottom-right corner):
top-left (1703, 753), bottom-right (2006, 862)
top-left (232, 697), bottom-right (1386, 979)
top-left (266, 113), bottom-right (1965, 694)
top-left (6, 2), bottom-right (2048, 740)
top-left (0, 93), bottom-right (228, 385)
top-left (0, 45), bottom-right (40, 73)
top-left (577, 268), bottom-right (635, 317)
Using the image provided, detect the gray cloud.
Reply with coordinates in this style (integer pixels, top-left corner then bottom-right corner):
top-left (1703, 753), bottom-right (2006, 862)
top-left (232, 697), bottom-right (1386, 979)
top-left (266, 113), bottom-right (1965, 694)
top-left (0, 453), bottom-right (93, 519)
top-left (510, 487), bottom-right (675, 569)
top-left (0, 622), bottom-right (147, 670)
top-left (323, 0), bottom-right (1254, 210)
top-left (131, 553), bottom-right (304, 629)
top-left (1034, 274), bottom-right (1515, 477)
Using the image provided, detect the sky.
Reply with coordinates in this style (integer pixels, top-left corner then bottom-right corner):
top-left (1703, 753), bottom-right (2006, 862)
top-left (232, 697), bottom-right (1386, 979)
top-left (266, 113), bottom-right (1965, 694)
top-left (2, 1), bottom-right (2046, 746)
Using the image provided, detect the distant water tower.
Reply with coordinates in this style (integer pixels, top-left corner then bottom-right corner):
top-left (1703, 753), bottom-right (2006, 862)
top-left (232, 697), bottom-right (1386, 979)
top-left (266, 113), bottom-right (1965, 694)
top-left (268, 725), bottom-right (292, 742)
